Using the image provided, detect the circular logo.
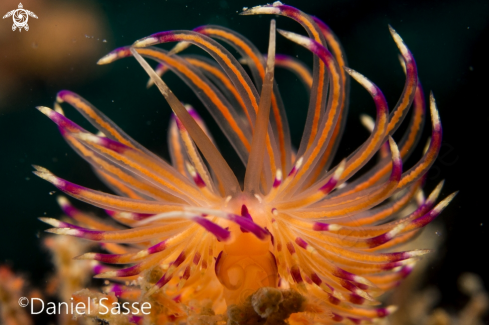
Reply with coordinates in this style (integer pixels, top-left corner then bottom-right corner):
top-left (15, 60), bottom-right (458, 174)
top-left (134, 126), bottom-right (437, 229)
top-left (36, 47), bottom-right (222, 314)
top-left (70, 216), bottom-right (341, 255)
top-left (13, 10), bottom-right (28, 27)
top-left (18, 297), bottom-right (29, 307)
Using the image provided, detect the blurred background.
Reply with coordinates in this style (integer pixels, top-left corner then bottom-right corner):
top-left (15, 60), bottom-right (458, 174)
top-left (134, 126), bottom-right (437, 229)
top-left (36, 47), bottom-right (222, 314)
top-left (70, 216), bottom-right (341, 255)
top-left (0, 0), bottom-right (487, 322)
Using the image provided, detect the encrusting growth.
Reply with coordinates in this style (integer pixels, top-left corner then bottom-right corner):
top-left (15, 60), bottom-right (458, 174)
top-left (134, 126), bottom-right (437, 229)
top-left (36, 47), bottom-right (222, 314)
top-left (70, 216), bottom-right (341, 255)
top-left (34, 2), bottom-right (456, 324)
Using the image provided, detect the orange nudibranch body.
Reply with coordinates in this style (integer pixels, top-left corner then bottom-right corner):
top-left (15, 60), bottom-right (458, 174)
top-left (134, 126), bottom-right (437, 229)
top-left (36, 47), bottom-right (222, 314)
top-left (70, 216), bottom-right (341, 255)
top-left (215, 196), bottom-right (278, 305)
top-left (35, 2), bottom-right (457, 323)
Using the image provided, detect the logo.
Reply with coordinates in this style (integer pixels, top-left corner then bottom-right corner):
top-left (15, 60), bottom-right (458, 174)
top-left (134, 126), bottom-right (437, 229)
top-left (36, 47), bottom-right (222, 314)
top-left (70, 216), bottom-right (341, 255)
top-left (18, 297), bottom-right (29, 307)
top-left (3, 3), bottom-right (38, 32)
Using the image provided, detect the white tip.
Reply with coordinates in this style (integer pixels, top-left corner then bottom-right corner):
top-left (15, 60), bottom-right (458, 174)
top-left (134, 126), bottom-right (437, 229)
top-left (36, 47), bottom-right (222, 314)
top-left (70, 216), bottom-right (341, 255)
top-left (334, 160), bottom-right (346, 180)
top-left (276, 169), bottom-right (283, 181)
top-left (37, 106), bottom-right (53, 117)
top-left (56, 196), bottom-right (70, 208)
top-left (277, 29), bottom-right (312, 49)
top-left (33, 168), bottom-right (63, 187)
top-left (392, 265), bottom-right (403, 272)
top-left (345, 67), bottom-right (376, 94)
top-left (407, 249), bottom-right (431, 258)
top-left (387, 305), bottom-right (398, 314)
top-left (429, 92), bottom-right (440, 127)
top-left (386, 221), bottom-right (408, 239)
top-left (426, 180), bottom-right (444, 205)
top-left (415, 189), bottom-right (425, 206)
top-left (95, 271), bottom-right (117, 279)
top-left (238, 57), bottom-right (248, 65)
top-left (133, 250), bottom-right (150, 259)
top-left (97, 53), bottom-right (117, 65)
top-left (76, 253), bottom-right (96, 260)
top-left (433, 192), bottom-right (457, 214)
top-left (38, 217), bottom-right (61, 227)
top-left (388, 25), bottom-right (409, 57)
top-left (306, 246), bottom-right (317, 254)
top-left (388, 137), bottom-right (400, 161)
top-left (73, 132), bottom-right (103, 144)
top-left (328, 224), bottom-right (343, 232)
top-left (337, 181), bottom-right (348, 189)
top-left (185, 161), bottom-right (197, 177)
top-left (353, 275), bottom-right (374, 287)
top-left (295, 156), bottom-right (304, 169)
top-left (133, 37), bottom-right (158, 48)
top-left (360, 114), bottom-right (375, 132)
top-left (46, 228), bottom-right (80, 236)
top-left (224, 195), bottom-right (232, 206)
top-left (331, 290), bottom-right (345, 301)
top-left (241, 5), bottom-right (280, 15)
top-left (168, 41), bottom-right (191, 55)
top-left (54, 103), bottom-right (65, 115)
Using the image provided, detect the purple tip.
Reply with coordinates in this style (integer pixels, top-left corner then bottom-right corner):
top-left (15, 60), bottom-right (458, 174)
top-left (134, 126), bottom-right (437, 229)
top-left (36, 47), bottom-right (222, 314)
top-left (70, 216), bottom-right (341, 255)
top-left (128, 315), bottom-right (143, 324)
top-left (172, 252), bottom-right (186, 268)
top-left (115, 264), bottom-right (142, 277)
top-left (328, 293), bottom-right (341, 305)
top-left (228, 214), bottom-right (268, 240)
top-left (313, 222), bottom-right (330, 231)
top-left (193, 217), bottom-right (231, 242)
top-left (155, 272), bottom-right (172, 289)
top-left (240, 205), bottom-right (253, 233)
top-left (147, 241), bottom-right (168, 254)
top-left (310, 273), bottom-right (322, 286)
top-left (192, 172), bottom-right (206, 188)
top-left (290, 265), bottom-right (303, 283)
top-left (295, 237), bottom-right (308, 250)
top-left (273, 177), bottom-right (282, 188)
top-left (110, 284), bottom-right (123, 297)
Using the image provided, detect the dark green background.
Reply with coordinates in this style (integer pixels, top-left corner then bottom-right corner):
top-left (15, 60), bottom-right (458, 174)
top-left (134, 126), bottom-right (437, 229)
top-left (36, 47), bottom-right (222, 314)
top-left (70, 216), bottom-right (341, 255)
top-left (0, 0), bottom-right (487, 319)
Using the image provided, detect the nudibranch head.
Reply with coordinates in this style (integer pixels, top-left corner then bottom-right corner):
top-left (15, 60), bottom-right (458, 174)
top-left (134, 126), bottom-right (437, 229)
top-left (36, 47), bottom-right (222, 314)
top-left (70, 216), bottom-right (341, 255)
top-left (35, 2), bottom-right (456, 323)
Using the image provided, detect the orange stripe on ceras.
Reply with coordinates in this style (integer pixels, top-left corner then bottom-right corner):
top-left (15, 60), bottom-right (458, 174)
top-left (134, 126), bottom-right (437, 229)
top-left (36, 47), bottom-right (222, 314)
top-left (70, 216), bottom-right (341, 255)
top-left (305, 22), bottom-right (348, 186)
top-left (184, 57), bottom-right (250, 123)
top-left (65, 133), bottom-right (143, 200)
top-left (169, 121), bottom-right (187, 175)
top-left (69, 184), bottom-right (182, 214)
top-left (387, 62), bottom-right (417, 135)
top-left (167, 33), bottom-right (277, 173)
top-left (365, 230), bottom-right (419, 252)
top-left (294, 176), bottom-right (398, 219)
top-left (200, 28), bottom-right (287, 169)
top-left (279, 7), bottom-right (326, 153)
top-left (341, 106), bottom-right (388, 181)
top-left (172, 34), bottom-right (260, 111)
top-left (87, 141), bottom-right (203, 201)
top-left (333, 95), bottom-right (425, 198)
top-left (59, 93), bottom-right (136, 149)
top-left (339, 181), bottom-right (420, 227)
top-left (324, 71), bottom-right (420, 198)
top-left (64, 128), bottom-right (200, 200)
top-left (275, 57), bottom-right (313, 88)
top-left (366, 269), bottom-right (409, 286)
top-left (66, 134), bottom-right (185, 203)
top-left (136, 48), bottom-right (251, 152)
top-left (287, 54), bottom-right (341, 191)
top-left (97, 170), bottom-right (144, 200)
top-left (399, 87), bottom-right (425, 157)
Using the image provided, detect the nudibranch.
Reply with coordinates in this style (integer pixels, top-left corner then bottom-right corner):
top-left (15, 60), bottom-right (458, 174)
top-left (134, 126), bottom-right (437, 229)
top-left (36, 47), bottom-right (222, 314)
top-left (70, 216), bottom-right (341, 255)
top-left (35, 2), bottom-right (456, 323)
